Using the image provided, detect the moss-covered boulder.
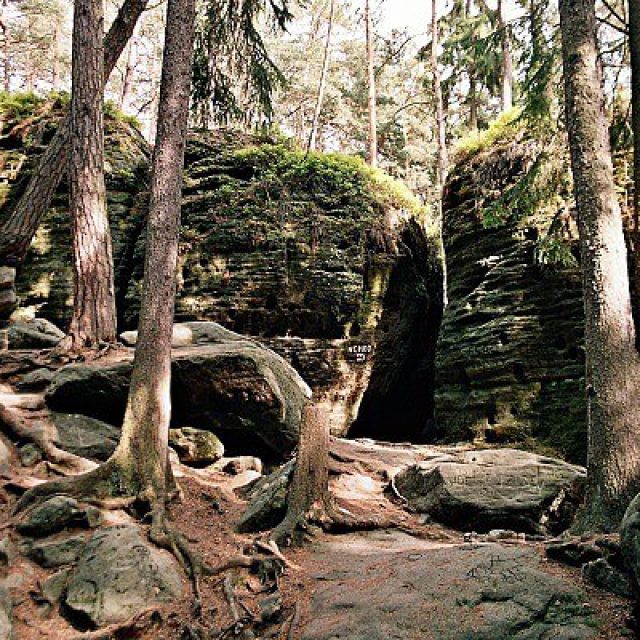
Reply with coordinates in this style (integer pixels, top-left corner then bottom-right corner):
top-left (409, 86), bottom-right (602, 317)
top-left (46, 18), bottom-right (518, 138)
top-left (434, 124), bottom-right (586, 463)
top-left (2, 102), bottom-right (442, 440)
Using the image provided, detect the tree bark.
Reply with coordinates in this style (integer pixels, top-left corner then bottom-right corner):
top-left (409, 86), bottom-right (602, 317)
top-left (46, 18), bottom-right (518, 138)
top-left (0, 0), bottom-right (149, 272)
top-left (560, 0), bottom-right (640, 531)
top-left (431, 0), bottom-right (448, 189)
top-left (119, 35), bottom-right (137, 112)
top-left (108, 0), bottom-right (196, 518)
top-left (628, 0), bottom-right (640, 343)
top-left (497, 0), bottom-right (513, 111)
top-left (365, 0), bottom-right (378, 167)
top-left (67, 0), bottom-right (117, 348)
top-left (270, 404), bottom-right (330, 545)
top-left (306, 0), bottom-right (335, 154)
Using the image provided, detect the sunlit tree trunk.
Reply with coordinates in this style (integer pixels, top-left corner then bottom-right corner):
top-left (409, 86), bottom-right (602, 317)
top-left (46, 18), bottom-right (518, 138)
top-left (431, 0), bottom-right (448, 190)
top-left (0, 0), bottom-right (148, 307)
top-left (307, 0), bottom-right (335, 154)
top-left (497, 0), bottom-right (513, 111)
top-left (66, 0), bottom-right (117, 348)
top-left (365, 0), bottom-right (378, 167)
top-left (108, 0), bottom-right (196, 521)
top-left (119, 31), bottom-right (138, 112)
top-left (560, 0), bottom-right (640, 531)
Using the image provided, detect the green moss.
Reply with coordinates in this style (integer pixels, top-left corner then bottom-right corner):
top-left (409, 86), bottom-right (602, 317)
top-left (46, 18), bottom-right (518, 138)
top-left (104, 100), bottom-right (141, 129)
top-left (455, 108), bottom-right (524, 159)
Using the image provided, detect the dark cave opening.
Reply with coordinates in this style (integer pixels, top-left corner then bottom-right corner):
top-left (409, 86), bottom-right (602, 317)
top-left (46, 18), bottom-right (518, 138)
top-left (348, 220), bottom-right (444, 443)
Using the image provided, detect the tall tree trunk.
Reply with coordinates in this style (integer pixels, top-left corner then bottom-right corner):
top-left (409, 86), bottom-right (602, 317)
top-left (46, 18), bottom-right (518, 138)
top-left (307, 0), bottom-right (335, 154)
top-left (15, 0), bottom-right (197, 530)
top-left (119, 30), bottom-right (138, 112)
top-left (0, 0), bottom-right (9, 93)
top-left (628, 0), bottom-right (640, 342)
top-left (431, 0), bottom-right (448, 189)
top-left (365, 0), bottom-right (378, 167)
top-left (108, 0), bottom-right (196, 521)
top-left (497, 0), bottom-right (513, 111)
top-left (0, 0), bottom-right (148, 273)
top-left (67, 0), bottom-right (116, 348)
top-left (468, 64), bottom-right (478, 130)
top-left (560, 0), bottom-right (640, 531)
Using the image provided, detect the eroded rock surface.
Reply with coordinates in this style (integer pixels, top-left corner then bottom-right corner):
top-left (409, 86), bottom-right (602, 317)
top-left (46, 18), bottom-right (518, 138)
top-left (16, 497), bottom-right (99, 538)
top-left (64, 524), bottom-right (183, 627)
top-left (51, 413), bottom-right (120, 461)
top-left (169, 427), bottom-right (224, 465)
top-left (395, 448), bottom-right (585, 534)
top-left (300, 530), bottom-right (597, 640)
top-left (435, 137), bottom-right (586, 462)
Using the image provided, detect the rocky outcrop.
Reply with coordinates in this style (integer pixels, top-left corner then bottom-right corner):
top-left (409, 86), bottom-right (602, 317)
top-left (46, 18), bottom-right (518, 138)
top-left (621, 494), bottom-right (640, 606)
top-left (3, 109), bottom-right (442, 440)
top-left (435, 136), bottom-right (586, 462)
top-left (169, 427), bottom-right (224, 465)
top-left (395, 448), bottom-right (585, 534)
top-left (63, 524), bottom-right (183, 627)
top-left (45, 332), bottom-right (311, 460)
top-left (0, 268), bottom-right (16, 320)
top-left (16, 496), bottom-right (101, 537)
top-left (51, 413), bottom-right (120, 461)
top-left (5, 318), bottom-right (64, 349)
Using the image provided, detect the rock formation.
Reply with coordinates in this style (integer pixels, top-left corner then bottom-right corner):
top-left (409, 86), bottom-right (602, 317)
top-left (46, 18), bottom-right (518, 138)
top-left (434, 135), bottom-right (586, 463)
top-left (1, 103), bottom-right (443, 441)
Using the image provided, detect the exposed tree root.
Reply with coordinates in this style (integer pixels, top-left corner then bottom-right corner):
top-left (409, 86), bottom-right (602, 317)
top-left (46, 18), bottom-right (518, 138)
top-left (286, 602), bottom-right (300, 640)
top-left (221, 573), bottom-right (255, 639)
top-left (0, 400), bottom-right (97, 475)
top-left (68, 607), bottom-right (162, 639)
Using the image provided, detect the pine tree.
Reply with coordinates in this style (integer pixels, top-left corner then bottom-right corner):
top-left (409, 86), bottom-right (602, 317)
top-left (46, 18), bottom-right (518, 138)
top-left (66, 0), bottom-right (117, 348)
top-left (560, 0), bottom-right (640, 531)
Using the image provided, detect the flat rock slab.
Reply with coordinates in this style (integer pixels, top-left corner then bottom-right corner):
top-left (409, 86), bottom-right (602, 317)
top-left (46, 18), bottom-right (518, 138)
top-left (64, 524), bottom-right (183, 627)
top-left (300, 531), bottom-right (597, 640)
top-left (395, 448), bottom-right (585, 534)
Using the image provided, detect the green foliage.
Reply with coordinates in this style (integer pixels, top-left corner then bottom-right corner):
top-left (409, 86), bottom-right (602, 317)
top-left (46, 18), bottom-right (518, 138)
top-left (191, 0), bottom-right (295, 127)
top-left (0, 91), bottom-right (44, 122)
top-left (535, 235), bottom-right (578, 268)
top-left (103, 100), bottom-right (142, 129)
top-left (228, 143), bottom-right (427, 220)
top-left (517, 0), bottom-right (561, 125)
top-left (455, 107), bottom-right (523, 158)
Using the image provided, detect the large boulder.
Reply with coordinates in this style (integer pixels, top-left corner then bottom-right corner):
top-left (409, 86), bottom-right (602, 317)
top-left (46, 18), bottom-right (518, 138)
top-left (16, 496), bottom-right (101, 538)
top-left (0, 267), bottom-right (16, 321)
top-left (64, 524), bottom-right (183, 627)
top-left (169, 427), bottom-right (224, 465)
top-left (395, 448), bottom-right (585, 534)
top-left (435, 133), bottom-right (586, 463)
top-left (5, 115), bottom-right (443, 440)
top-left (45, 330), bottom-right (311, 459)
top-left (5, 318), bottom-right (64, 349)
top-left (0, 94), bottom-right (150, 327)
